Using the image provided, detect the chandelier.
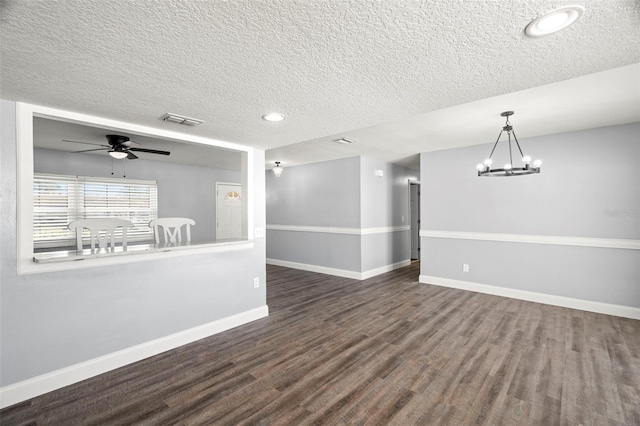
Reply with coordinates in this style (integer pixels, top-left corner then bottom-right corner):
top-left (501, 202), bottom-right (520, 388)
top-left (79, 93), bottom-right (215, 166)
top-left (477, 111), bottom-right (541, 177)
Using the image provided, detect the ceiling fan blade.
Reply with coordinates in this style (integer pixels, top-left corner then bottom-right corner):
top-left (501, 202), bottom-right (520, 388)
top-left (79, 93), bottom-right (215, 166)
top-left (128, 147), bottom-right (171, 156)
top-left (62, 139), bottom-right (110, 148)
top-left (126, 151), bottom-right (138, 160)
top-left (121, 140), bottom-right (141, 148)
top-left (73, 148), bottom-right (109, 153)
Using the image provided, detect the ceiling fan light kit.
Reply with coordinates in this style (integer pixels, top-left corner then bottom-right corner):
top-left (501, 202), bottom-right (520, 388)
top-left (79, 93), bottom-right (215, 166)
top-left (477, 111), bottom-right (541, 177)
top-left (108, 149), bottom-right (128, 159)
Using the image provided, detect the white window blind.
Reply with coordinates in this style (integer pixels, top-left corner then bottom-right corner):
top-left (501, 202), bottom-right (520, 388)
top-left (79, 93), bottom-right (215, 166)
top-left (33, 174), bottom-right (78, 245)
top-left (33, 173), bottom-right (158, 248)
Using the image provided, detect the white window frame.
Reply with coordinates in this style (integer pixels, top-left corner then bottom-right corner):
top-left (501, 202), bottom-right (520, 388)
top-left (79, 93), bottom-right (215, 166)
top-left (33, 173), bottom-right (158, 249)
top-left (17, 102), bottom-right (255, 274)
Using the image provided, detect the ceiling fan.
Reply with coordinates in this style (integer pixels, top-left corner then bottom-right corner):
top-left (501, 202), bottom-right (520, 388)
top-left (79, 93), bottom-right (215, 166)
top-left (62, 135), bottom-right (171, 160)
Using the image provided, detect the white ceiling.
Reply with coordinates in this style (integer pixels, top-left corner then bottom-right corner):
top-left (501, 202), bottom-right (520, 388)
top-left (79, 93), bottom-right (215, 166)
top-left (1, 1), bottom-right (639, 170)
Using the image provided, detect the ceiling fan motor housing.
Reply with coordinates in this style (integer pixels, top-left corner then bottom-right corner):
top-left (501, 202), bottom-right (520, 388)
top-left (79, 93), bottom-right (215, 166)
top-left (106, 135), bottom-right (131, 146)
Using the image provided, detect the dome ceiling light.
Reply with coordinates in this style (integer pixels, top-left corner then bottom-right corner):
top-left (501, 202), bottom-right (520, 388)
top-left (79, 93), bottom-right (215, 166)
top-left (273, 161), bottom-right (284, 177)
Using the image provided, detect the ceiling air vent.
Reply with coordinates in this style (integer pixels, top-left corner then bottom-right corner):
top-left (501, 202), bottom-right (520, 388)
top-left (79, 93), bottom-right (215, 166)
top-left (160, 113), bottom-right (204, 126)
top-left (333, 137), bottom-right (356, 145)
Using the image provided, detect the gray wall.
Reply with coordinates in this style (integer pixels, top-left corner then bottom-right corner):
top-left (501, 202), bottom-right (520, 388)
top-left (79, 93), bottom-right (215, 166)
top-left (361, 232), bottom-right (412, 271)
top-left (360, 157), bottom-right (417, 228)
top-left (420, 122), bottom-right (640, 307)
top-left (266, 157), bottom-right (362, 271)
top-left (360, 157), bottom-right (418, 271)
top-left (266, 232), bottom-right (362, 272)
top-left (34, 148), bottom-right (240, 243)
top-left (0, 100), bottom-right (267, 386)
top-left (266, 156), bottom-right (417, 273)
top-left (266, 156), bottom-right (361, 228)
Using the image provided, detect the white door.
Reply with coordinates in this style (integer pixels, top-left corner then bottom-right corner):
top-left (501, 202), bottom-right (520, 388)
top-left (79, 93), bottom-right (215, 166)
top-left (216, 183), bottom-right (242, 240)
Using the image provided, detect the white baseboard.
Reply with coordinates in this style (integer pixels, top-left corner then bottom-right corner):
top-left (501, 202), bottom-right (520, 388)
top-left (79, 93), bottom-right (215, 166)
top-left (267, 258), bottom-right (411, 280)
top-left (361, 260), bottom-right (412, 279)
top-left (0, 305), bottom-right (269, 409)
top-left (419, 275), bottom-right (640, 320)
top-left (266, 258), bottom-right (362, 279)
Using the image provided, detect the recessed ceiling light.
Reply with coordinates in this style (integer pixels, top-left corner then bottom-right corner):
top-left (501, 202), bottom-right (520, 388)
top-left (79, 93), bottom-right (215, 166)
top-left (262, 112), bottom-right (285, 122)
top-left (525, 5), bottom-right (585, 38)
top-left (334, 137), bottom-right (356, 145)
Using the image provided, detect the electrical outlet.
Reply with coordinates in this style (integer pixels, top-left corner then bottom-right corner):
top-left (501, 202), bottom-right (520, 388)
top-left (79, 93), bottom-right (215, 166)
top-left (462, 264), bottom-right (469, 272)
top-left (254, 227), bottom-right (264, 238)
top-left (253, 277), bottom-right (260, 288)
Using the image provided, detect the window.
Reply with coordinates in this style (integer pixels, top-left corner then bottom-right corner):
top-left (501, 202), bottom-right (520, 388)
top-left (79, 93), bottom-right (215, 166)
top-left (33, 173), bottom-right (158, 248)
top-left (17, 102), bottom-right (253, 273)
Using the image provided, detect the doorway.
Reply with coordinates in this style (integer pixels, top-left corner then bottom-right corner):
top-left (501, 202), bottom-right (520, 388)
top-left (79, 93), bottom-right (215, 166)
top-left (216, 182), bottom-right (242, 240)
top-left (409, 181), bottom-right (421, 260)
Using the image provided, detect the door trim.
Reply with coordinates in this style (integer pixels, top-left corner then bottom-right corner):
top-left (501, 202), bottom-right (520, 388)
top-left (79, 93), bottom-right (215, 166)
top-left (409, 180), bottom-right (421, 260)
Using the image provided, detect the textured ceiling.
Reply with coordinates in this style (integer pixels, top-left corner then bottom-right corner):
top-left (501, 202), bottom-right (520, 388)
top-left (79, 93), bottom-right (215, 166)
top-left (2, 0), bottom-right (639, 170)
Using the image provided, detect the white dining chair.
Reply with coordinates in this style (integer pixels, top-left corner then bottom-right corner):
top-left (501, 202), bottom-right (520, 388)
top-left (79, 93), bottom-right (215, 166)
top-left (68, 218), bottom-right (134, 251)
top-left (149, 217), bottom-right (195, 244)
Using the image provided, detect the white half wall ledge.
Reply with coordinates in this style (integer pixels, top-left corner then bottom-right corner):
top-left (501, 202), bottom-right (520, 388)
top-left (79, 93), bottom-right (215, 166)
top-left (266, 258), bottom-right (411, 280)
top-left (0, 305), bottom-right (269, 409)
top-left (27, 240), bottom-right (255, 274)
top-left (267, 224), bottom-right (410, 235)
top-left (419, 275), bottom-right (640, 320)
top-left (420, 230), bottom-right (640, 250)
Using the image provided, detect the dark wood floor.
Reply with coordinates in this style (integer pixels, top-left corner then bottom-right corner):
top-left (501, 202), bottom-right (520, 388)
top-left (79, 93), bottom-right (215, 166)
top-left (2, 262), bottom-right (639, 425)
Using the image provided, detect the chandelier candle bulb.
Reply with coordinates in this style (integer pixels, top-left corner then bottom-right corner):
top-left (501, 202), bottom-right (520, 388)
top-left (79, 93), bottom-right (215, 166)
top-left (533, 159), bottom-right (542, 168)
top-left (522, 155), bottom-right (531, 164)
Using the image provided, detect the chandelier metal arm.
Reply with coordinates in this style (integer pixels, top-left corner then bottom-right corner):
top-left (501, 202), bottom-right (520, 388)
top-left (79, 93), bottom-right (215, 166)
top-left (488, 129), bottom-right (504, 160)
top-left (508, 132), bottom-right (513, 166)
top-left (511, 130), bottom-right (525, 158)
